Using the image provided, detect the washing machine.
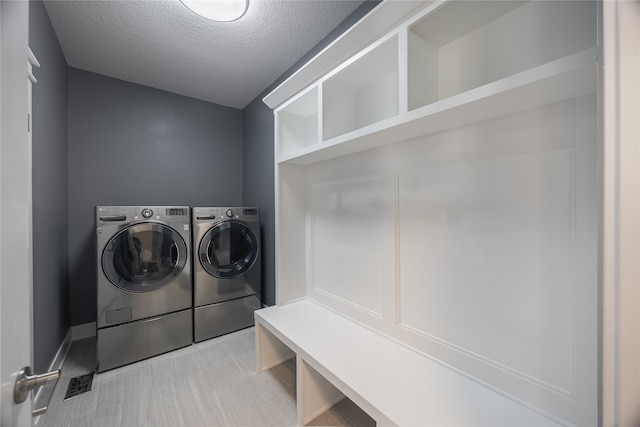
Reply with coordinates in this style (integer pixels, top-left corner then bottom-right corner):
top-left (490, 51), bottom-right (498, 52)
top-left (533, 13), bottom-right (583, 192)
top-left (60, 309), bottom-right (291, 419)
top-left (192, 207), bottom-right (261, 342)
top-left (96, 206), bottom-right (192, 372)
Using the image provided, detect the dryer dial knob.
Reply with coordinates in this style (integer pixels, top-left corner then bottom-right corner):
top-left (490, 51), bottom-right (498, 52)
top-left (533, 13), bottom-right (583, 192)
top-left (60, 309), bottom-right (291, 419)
top-left (225, 209), bottom-right (234, 218)
top-left (141, 209), bottom-right (153, 218)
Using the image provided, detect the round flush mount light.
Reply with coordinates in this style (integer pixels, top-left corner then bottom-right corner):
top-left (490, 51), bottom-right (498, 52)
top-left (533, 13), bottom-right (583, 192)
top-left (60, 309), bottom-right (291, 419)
top-left (180, 0), bottom-right (248, 22)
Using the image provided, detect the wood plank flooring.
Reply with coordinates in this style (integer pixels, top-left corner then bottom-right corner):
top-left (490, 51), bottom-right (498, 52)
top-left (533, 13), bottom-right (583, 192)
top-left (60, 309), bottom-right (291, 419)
top-left (36, 327), bottom-right (375, 426)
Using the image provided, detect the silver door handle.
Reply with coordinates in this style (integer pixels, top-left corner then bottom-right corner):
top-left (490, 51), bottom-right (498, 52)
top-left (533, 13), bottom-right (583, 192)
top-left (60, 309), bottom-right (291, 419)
top-left (13, 366), bottom-right (60, 404)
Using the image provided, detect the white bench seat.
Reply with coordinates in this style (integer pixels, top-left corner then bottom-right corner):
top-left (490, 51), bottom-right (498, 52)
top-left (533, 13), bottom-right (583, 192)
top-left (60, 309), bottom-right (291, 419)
top-left (255, 299), bottom-right (557, 426)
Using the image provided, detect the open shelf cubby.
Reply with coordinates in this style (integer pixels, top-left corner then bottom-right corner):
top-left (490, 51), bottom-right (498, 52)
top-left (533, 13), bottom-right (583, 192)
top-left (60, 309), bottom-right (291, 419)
top-left (322, 35), bottom-right (399, 141)
top-left (276, 86), bottom-right (319, 157)
top-left (407, 0), bottom-right (597, 110)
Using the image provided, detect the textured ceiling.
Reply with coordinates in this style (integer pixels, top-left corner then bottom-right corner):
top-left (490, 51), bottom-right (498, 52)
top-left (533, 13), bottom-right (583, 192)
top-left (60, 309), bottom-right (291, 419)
top-left (43, 0), bottom-right (366, 109)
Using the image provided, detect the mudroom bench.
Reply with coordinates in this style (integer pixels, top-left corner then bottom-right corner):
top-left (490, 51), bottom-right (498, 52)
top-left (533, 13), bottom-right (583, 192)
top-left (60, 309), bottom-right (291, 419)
top-left (254, 299), bottom-right (556, 426)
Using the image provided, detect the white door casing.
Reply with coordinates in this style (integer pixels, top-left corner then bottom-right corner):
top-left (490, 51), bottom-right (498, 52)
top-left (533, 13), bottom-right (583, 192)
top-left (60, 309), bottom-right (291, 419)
top-left (1, 1), bottom-right (34, 426)
top-left (601, 1), bottom-right (640, 426)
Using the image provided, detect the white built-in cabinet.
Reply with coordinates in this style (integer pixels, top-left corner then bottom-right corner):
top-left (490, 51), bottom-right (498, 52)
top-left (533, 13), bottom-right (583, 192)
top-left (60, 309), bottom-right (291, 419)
top-left (264, 1), bottom-right (640, 426)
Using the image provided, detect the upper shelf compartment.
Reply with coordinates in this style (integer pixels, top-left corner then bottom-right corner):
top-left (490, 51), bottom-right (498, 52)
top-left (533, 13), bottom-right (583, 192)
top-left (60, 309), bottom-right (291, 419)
top-left (277, 86), bottom-right (319, 156)
top-left (323, 34), bottom-right (399, 141)
top-left (275, 0), bottom-right (598, 165)
top-left (279, 49), bottom-right (596, 165)
top-left (408, 0), bottom-right (597, 110)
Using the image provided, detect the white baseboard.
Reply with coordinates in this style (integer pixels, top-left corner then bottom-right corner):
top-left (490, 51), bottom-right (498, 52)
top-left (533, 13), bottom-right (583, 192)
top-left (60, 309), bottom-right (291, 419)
top-left (33, 328), bottom-right (72, 421)
top-left (71, 322), bottom-right (96, 340)
top-left (33, 322), bottom-right (96, 422)
top-left (33, 323), bottom-right (96, 423)
top-left (45, 328), bottom-right (72, 373)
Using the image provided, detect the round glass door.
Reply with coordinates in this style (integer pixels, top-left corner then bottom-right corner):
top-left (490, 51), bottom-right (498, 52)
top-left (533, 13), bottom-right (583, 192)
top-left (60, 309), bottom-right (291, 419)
top-left (102, 223), bottom-right (187, 292)
top-left (199, 221), bottom-right (258, 279)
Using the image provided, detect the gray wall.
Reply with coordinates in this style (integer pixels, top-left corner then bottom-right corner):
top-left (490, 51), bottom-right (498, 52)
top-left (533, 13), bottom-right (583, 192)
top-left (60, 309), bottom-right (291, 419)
top-left (242, 0), bottom-right (380, 306)
top-left (68, 69), bottom-right (243, 326)
top-left (30, 0), bottom-right (379, 343)
top-left (241, 100), bottom-right (275, 305)
top-left (29, 0), bottom-right (69, 374)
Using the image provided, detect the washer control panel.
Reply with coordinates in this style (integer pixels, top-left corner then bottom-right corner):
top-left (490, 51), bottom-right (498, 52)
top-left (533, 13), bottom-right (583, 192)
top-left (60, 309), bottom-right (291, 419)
top-left (96, 206), bottom-right (190, 227)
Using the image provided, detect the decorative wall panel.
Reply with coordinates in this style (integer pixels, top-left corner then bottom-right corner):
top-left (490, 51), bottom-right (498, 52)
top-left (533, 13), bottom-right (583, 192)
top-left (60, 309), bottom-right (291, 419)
top-left (310, 177), bottom-right (384, 315)
top-left (398, 150), bottom-right (575, 394)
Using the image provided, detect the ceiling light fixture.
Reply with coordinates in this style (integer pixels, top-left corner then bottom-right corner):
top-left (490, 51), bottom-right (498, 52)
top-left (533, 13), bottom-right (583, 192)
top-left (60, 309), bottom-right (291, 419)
top-left (180, 0), bottom-right (248, 22)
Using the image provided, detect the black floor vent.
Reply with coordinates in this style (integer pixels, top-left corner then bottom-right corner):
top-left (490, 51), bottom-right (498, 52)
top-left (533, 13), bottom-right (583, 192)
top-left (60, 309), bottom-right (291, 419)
top-left (64, 372), bottom-right (94, 400)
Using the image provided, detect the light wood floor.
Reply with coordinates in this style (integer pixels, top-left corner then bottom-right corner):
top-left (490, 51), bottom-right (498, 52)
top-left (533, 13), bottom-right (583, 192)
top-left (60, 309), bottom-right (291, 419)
top-left (36, 327), bottom-right (375, 427)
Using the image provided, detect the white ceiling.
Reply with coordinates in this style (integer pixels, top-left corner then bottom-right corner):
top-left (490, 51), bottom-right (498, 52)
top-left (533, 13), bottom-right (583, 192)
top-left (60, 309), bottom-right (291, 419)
top-left (43, 0), bottom-right (366, 109)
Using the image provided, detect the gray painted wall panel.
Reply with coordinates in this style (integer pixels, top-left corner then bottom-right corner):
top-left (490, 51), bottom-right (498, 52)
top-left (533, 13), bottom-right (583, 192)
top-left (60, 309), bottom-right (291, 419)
top-left (68, 69), bottom-right (243, 326)
top-left (242, 0), bottom-right (380, 306)
top-left (242, 99), bottom-right (275, 305)
top-left (29, 0), bottom-right (69, 374)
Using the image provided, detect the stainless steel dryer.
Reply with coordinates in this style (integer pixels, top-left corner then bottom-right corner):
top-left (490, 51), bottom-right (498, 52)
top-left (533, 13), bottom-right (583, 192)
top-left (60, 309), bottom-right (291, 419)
top-left (96, 206), bottom-right (192, 372)
top-left (192, 207), bottom-right (261, 342)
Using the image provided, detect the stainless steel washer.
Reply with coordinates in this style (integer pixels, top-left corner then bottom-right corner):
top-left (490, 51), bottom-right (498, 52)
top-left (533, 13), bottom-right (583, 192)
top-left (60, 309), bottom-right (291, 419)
top-left (96, 206), bottom-right (192, 372)
top-left (192, 207), bottom-right (261, 342)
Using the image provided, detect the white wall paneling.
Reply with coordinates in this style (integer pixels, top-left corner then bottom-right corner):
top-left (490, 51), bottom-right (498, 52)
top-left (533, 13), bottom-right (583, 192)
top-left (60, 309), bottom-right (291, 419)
top-left (398, 150), bottom-right (575, 393)
top-left (309, 176), bottom-right (384, 316)
top-left (394, 94), bottom-right (599, 422)
top-left (295, 95), bottom-right (598, 424)
top-left (267, 1), bottom-right (610, 425)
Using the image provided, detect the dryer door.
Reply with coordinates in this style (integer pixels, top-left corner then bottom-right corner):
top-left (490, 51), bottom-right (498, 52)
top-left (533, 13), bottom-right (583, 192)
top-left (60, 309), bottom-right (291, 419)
top-left (199, 221), bottom-right (259, 279)
top-left (102, 223), bottom-right (188, 292)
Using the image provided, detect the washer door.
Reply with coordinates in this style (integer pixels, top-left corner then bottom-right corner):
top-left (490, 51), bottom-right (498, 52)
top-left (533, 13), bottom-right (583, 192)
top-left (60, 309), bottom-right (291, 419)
top-left (102, 223), bottom-right (188, 292)
top-left (199, 221), bottom-right (258, 279)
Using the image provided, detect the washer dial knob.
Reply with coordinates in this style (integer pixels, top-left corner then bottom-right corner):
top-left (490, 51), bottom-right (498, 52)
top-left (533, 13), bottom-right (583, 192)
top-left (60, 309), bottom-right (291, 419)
top-left (141, 208), bottom-right (153, 218)
top-left (225, 209), bottom-right (234, 218)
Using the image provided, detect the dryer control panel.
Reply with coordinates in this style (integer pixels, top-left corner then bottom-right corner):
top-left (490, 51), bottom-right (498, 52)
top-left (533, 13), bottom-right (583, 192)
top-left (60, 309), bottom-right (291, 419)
top-left (193, 207), bottom-right (259, 223)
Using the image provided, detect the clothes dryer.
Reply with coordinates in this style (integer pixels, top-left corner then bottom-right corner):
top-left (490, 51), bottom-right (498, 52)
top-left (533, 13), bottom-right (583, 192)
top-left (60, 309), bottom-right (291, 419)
top-left (96, 206), bottom-right (192, 372)
top-left (192, 207), bottom-right (261, 342)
